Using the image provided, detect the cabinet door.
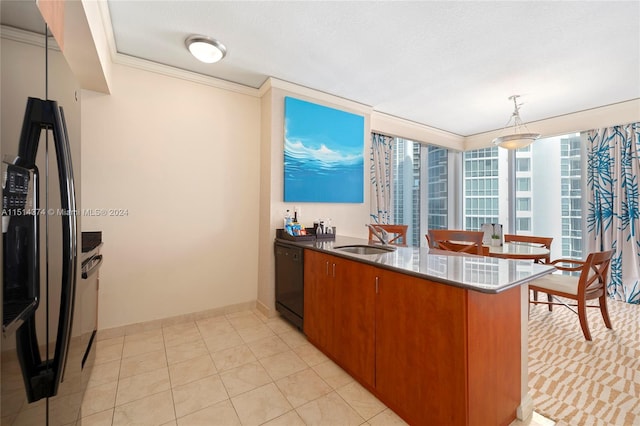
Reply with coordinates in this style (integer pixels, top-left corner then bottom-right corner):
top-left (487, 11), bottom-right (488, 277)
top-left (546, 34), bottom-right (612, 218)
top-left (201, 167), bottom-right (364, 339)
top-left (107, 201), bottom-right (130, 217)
top-left (375, 269), bottom-right (468, 425)
top-left (303, 250), bottom-right (333, 353)
top-left (332, 257), bottom-right (376, 388)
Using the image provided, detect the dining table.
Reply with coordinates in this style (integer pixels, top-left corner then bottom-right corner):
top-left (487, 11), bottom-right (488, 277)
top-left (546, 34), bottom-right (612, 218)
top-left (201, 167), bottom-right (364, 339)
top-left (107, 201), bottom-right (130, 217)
top-left (487, 242), bottom-right (550, 260)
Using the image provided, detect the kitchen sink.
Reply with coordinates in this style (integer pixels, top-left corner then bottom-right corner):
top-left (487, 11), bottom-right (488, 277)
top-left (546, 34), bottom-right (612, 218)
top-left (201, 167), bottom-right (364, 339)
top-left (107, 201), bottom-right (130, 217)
top-left (333, 245), bottom-right (396, 255)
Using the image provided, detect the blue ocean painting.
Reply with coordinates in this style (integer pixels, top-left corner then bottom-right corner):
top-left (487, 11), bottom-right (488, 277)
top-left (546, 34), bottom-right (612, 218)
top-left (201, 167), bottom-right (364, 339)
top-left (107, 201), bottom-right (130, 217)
top-left (284, 97), bottom-right (364, 203)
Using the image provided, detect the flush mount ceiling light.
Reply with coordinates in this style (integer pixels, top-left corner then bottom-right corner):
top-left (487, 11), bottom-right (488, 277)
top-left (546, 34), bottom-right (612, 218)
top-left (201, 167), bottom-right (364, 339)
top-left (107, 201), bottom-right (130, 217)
top-left (492, 95), bottom-right (541, 150)
top-left (185, 35), bottom-right (226, 63)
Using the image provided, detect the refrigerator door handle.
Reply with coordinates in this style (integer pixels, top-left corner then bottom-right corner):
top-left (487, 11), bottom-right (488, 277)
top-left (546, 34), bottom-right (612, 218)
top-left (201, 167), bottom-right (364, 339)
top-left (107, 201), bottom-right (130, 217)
top-left (52, 104), bottom-right (78, 387)
top-left (12, 98), bottom-right (78, 402)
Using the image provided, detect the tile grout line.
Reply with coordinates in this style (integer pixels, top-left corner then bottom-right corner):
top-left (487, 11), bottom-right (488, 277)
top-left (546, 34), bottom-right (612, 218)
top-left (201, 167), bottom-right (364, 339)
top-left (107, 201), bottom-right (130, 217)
top-left (161, 325), bottom-right (179, 425)
top-left (90, 311), bottom-right (402, 425)
top-left (110, 335), bottom-right (125, 426)
top-left (224, 311), bottom-right (263, 425)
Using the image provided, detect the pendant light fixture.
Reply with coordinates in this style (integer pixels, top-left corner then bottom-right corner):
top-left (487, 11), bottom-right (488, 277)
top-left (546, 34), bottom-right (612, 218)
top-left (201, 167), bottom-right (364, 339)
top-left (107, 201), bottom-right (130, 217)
top-left (492, 95), bottom-right (541, 150)
top-left (185, 35), bottom-right (227, 64)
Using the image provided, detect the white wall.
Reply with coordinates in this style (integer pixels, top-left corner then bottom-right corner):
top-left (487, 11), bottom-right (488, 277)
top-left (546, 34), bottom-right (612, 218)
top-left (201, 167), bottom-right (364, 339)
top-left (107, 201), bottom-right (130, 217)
top-left (256, 79), bottom-right (375, 315)
top-left (81, 63), bottom-right (261, 330)
top-left (267, 81), bottom-right (374, 239)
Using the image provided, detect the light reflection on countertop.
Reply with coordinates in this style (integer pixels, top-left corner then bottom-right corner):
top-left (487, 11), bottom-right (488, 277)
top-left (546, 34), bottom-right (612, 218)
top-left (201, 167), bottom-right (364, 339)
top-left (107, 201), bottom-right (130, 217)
top-left (277, 235), bottom-right (555, 294)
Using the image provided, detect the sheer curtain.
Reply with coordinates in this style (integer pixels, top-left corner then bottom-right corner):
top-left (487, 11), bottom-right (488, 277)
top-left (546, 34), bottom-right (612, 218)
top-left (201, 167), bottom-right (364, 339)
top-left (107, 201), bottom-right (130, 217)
top-left (585, 122), bottom-right (640, 304)
top-left (370, 133), bottom-right (394, 224)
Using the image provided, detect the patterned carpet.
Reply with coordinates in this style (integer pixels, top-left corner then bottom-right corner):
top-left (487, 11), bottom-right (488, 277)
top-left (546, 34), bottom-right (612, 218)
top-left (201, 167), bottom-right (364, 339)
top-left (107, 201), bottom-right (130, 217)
top-left (528, 297), bottom-right (640, 426)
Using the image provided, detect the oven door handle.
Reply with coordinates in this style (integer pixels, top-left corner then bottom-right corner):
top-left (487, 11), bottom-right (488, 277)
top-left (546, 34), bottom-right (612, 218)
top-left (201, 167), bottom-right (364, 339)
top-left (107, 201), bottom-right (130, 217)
top-left (82, 255), bottom-right (103, 279)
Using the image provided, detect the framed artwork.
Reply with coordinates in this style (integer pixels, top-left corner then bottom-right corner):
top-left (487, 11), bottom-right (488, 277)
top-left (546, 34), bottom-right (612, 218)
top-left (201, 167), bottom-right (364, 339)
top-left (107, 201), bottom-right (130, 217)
top-left (284, 96), bottom-right (364, 203)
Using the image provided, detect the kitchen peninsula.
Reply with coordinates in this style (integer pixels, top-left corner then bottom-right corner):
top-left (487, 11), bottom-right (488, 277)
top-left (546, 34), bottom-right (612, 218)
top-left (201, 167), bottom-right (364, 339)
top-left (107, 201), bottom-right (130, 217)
top-left (275, 234), bottom-right (555, 426)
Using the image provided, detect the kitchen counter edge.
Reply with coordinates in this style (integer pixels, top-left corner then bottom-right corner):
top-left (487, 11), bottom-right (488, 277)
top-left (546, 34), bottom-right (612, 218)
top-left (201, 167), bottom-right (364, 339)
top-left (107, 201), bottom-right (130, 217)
top-left (275, 235), bottom-right (555, 294)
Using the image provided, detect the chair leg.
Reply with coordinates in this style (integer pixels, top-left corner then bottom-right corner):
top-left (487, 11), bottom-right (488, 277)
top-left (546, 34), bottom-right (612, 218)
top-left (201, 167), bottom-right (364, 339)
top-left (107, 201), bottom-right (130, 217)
top-left (533, 289), bottom-right (539, 302)
top-left (599, 294), bottom-right (613, 329)
top-left (577, 300), bottom-right (592, 341)
top-left (547, 293), bottom-right (553, 312)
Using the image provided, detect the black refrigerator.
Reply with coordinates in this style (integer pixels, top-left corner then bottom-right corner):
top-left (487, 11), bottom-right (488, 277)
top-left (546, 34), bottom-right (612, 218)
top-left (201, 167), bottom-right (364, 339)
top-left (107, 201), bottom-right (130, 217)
top-left (2, 97), bottom-right (86, 425)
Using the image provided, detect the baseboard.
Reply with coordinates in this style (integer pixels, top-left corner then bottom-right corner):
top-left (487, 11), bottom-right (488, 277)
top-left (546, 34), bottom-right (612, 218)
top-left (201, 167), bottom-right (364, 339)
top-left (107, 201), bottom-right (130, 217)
top-left (256, 299), bottom-right (277, 319)
top-left (96, 300), bottom-right (257, 341)
top-left (517, 393), bottom-right (534, 421)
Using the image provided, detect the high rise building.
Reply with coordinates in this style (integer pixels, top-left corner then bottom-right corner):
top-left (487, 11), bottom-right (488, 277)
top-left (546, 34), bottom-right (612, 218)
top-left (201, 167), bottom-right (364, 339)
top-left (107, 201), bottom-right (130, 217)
top-left (392, 134), bottom-right (582, 257)
top-left (463, 147), bottom-right (501, 231)
top-left (560, 135), bottom-right (583, 258)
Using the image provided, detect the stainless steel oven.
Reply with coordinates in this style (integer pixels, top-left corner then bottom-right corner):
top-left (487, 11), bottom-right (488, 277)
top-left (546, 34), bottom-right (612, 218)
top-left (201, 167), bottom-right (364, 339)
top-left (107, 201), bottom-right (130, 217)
top-left (79, 233), bottom-right (102, 378)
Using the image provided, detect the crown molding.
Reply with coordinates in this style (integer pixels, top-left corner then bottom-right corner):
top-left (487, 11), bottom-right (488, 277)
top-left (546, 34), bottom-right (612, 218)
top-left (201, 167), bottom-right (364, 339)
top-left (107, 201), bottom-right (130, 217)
top-left (260, 77), bottom-right (373, 115)
top-left (371, 111), bottom-right (465, 151)
top-left (0, 25), bottom-right (60, 51)
top-left (111, 52), bottom-right (260, 97)
top-left (95, 0), bottom-right (117, 58)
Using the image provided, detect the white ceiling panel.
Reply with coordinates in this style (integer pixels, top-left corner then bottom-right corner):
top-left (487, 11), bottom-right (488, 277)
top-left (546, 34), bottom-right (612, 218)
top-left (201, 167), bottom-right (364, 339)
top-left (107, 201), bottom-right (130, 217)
top-left (5, 1), bottom-right (639, 136)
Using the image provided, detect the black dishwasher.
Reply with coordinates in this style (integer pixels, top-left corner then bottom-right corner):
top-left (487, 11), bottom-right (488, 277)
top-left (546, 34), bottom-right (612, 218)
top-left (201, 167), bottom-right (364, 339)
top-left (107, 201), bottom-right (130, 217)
top-left (274, 241), bottom-right (304, 330)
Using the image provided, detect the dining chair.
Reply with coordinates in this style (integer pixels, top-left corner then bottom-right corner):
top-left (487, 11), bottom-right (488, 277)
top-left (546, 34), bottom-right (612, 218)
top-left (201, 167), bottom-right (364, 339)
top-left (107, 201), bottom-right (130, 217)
top-left (368, 224), bottom-right (409, 246)
top-left (425, 233), bottom-right (433, 248)
top-left (427, 229), bottom-right (488, 256)
top-left (503, 234), bottom-right (553, 263)
top-left (528, 250), bottom-right (614, 341)
top-left (504, 234), bottom-right (554, 307)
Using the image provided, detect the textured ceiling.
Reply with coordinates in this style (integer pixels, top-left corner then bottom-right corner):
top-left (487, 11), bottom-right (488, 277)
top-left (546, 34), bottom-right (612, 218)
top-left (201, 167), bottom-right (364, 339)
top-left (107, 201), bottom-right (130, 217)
top-left (3, 1), bottom-right (640, 136)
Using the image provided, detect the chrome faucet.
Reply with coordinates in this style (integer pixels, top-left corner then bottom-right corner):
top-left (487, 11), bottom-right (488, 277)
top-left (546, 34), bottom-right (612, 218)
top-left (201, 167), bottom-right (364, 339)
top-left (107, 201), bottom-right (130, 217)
top-left (366, 224), bottom-right (389, 245)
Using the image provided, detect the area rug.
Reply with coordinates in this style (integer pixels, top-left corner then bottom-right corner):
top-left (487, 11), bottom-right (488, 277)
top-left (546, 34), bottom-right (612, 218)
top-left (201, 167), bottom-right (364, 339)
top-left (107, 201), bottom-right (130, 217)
top-left (527, 298), bottom-right (640, 425)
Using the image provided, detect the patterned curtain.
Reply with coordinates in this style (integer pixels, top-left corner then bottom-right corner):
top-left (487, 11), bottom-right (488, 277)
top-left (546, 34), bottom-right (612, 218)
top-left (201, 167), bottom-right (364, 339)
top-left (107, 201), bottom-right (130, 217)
top-left (585, 122), bottom-right (640, 304)
top-left (370, 133), bottom-right (394, 224)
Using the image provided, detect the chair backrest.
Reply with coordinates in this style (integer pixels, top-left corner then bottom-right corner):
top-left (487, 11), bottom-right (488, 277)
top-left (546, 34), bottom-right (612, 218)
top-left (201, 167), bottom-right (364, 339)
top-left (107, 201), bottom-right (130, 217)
top-left (579, 250), bottom-right (614, 297)
top-left (368, 224), bottom-right (408, 246)
top-left (504, 234), bottom-right (553, 264)
top-left (425, 233), bottom-right (433, 248)
top-left (427, 229), bottom-right (487, 255)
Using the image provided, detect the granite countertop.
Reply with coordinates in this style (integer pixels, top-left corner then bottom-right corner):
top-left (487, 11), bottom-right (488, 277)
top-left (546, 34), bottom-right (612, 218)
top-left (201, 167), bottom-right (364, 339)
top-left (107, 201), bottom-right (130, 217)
top-left (276, 235), bottom-right (555, 294)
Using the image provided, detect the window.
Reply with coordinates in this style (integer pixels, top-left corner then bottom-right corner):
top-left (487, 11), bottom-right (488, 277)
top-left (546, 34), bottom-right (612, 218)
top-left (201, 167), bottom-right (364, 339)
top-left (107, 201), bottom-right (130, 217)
top-left (516, 198), bottom-right (531, 211)
top-left (516, 158), bottom-right (530, 172)
top-left (516, 178), bottom-right (530, 191)
top-left (391, 133), bottom-right (584, 257)
top-left (516, 217), bottom-right (531, 231)
top-left (393, 138), bottom-right (450, 246)
top-left (463, 133), bottom-right (584, 260)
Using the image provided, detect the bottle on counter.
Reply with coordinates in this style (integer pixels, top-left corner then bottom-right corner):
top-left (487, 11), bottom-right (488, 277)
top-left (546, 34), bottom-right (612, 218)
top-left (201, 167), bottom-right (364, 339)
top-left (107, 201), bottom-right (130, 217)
top-left (284, 209), bottom-right (292, 228)
top-left (284, 209), bottom-right (296, 235)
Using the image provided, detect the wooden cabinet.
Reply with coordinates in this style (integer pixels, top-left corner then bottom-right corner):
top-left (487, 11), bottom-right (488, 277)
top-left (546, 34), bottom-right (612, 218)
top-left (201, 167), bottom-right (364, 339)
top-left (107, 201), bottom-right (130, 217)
top-left (466, 285), bottom-right (522, 425)
top-left (332, 257), bottom-right (376, 387)
top-left (303, 250), bottom-right (376, 387)
top-left (303, 248), bottom-right (522, 426)
top-left (375, 268), bottom-right (468, 425)
top-left (303, 250), bottom-right (334, 352)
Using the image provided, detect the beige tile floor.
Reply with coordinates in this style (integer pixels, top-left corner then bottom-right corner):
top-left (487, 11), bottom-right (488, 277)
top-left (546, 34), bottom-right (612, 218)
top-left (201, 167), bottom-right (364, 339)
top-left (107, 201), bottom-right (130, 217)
top-left (81, 309), bottom-right (553, 426)
top-left (81, 309), bottom-right (406, 426)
